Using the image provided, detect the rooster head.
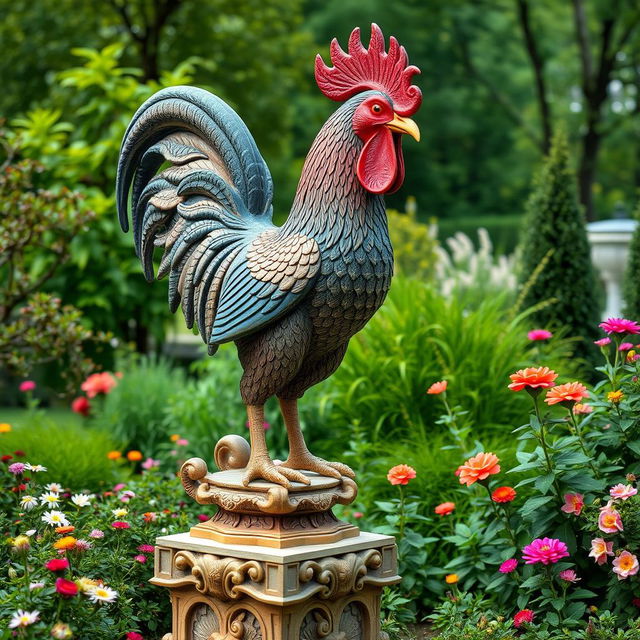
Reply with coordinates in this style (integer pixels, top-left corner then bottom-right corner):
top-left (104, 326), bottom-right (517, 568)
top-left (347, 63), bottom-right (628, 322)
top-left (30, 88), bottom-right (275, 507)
top-left (315, 24), bottom-right (422, 195)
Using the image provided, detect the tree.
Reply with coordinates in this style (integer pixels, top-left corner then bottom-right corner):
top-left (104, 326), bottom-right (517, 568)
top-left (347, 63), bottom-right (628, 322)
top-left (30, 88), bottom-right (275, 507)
top-left (518, 130), bottom-right (601, 362)
top-left (623, 201), bottom-right (640, 320)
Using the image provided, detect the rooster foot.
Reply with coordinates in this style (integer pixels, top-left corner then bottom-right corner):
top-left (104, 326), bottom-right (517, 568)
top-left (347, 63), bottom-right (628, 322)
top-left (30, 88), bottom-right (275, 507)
top-left (242, 457), bottom-right (310, 489)
top-left (282, 453), bottom-right (356, 480)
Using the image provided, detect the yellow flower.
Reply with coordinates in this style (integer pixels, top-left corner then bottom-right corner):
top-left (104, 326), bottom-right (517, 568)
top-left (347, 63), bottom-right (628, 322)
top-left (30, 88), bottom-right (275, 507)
top-left (169, 434), bottom-right (180, 442)
top-left (607, 390), bottom-right (624, 404)
top-left (53, 536), bottom-right (77, 551)
top-left (76, 577), bottom-right (99, 593)
top-left (0, 423), bottom-right (11, 433)
top-left (445, 573), bottom-right (459, 584)
top-left (12, 535), bottom-right (30, 551)
top-left (107, 451), bottom-right (122, 460)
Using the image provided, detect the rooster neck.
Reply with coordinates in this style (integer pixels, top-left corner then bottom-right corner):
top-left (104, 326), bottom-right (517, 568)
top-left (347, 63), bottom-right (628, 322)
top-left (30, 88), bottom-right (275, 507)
top-left (283, 101), bottom-right (390, 254)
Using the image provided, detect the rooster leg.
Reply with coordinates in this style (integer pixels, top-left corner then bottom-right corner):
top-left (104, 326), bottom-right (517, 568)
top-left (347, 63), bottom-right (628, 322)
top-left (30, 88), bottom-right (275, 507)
top-left (242, 404), bottom-right (310, 489)
top-left (279, 397), bottom-right (355, 479)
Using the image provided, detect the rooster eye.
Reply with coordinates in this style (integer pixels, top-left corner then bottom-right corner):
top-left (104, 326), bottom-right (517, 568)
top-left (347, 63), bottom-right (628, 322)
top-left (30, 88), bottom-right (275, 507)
top-left (371, 104), bottom-right (382, 113)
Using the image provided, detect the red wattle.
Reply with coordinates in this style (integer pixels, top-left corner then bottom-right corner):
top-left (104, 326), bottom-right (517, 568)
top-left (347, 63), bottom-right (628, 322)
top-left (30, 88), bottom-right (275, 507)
top-left (387, 134), bottom-right (405, 194)
top-left (356, 128), bottom-right (397, 194)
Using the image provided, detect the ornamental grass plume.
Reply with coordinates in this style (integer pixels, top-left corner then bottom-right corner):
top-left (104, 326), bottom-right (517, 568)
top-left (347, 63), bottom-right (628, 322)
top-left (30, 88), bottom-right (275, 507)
top-left (456, 452), bottom-right (500, 486)
top-left (387, 464), bottom-right (417, 485)
top-left (522, 537), bottom-right (569, 565)
top-left (613, 551), bottom-right (639, 580)
top-left (508, 367), bottom-right (557, 393)
top-left (544, 382), bottom-right (589, 406)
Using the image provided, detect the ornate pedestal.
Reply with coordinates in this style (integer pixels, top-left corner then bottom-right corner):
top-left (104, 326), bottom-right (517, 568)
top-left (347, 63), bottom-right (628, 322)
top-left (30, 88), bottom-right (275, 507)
top-left (152, 531), bottom-right (400, 640)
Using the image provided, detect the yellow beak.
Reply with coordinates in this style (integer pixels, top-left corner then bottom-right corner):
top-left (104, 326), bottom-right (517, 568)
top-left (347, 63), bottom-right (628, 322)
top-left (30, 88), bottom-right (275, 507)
top-left (386, 113), bottom-right (420, 142)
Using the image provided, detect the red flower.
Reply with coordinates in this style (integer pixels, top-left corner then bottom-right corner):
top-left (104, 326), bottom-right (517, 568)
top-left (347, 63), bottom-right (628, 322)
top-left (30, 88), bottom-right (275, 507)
top-left (46, 558), bottom-right (69, 572)
top-left (126, 633), bottom-right (144, 640)
top-left (197, 514), bottom-right (209, 522)
top-left (1, 454), bottom-right (12, 463)
top-left (81, 372), bottom-right (117, 398)
top-left (434, 502), bottom-right (455, 516)
top-left (112, 521), bottom-right (130, 529)
top-left (491, 487), bottom-right (517, 503)
top-left (71, 396), bottom-right (91, 416)
top-left (19, 380), bottom-right (36, 392)
top-left (427, 380), bottom-right (447, 395)
top-left (55, 577), bottom-right (78, 597)
top-left (387, 464), bottom-right (417, 485)
top-left (513, 609), bottom-right (535, 628)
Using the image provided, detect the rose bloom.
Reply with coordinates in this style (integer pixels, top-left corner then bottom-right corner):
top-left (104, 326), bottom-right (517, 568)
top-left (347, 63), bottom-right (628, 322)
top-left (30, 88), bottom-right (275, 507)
top-left (434, 501), bottom-right (455, 516)
top-left (599, 317), bottom-right (640, 335)
top-left (55, 577), bottom-right (78, 597)
top-left (589, 537), bottom-right (614, 565)
top-left (45, 558), bottom-right (70, 572)
top-left (71, 396), bottom-right (91, 416)
top-left (112, 521), bottom-right (131, 529)
top-left (513, 609), bottom-right (535, 628)
top-left (445, 574), bottom-right (458, 584)
top-left (427, 380), bottom-right (447, 395)
top-left (613, 550), bottom-right (640, 580)
top-left (527, 329), bottom-right (552, 341)
top-left (522, 538), bottom-right (569, 565)
top-left (53, 536), bottom-right (77, 551)
top-left (19, 380), bottom-right (36, 392)
top-left (491, 486), bottom-right (517, 503)
top-left (561, 493), bottom-right (584, 515)
top-left (559, 569), bottom-right (580, 583)
top-left (608, 390), bottom-right (624, 404)
top-left (594, 337), bottom-right (611, 347)
top-left (81, 372), bottom-right (117, 397)
top-left (573, 403), bottom-right (593, 415)
top-left (456, 452), bottom-right (500, 487)
top-left (499, 558), bottom-right (518, 574)
top-left (508, 367), bottom-right (557, 392)
top-left (599, 506), bottom-right (623, 533)
top-left (127, 450), bottom-right (143, 462)
top-left (610, 483), bottom-right (638, 500)
top-left (544, 382), bottom-right (589, 406)
top-left (387, 464), bottom-right (417, 486)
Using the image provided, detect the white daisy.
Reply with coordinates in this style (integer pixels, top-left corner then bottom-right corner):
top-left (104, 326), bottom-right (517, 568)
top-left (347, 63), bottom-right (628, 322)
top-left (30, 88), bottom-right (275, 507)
top-left (25, 463), bottom-right (47, 472)
top-left (44, 482), bottom-right (63, 493)
top-left (39, 492), bottom-right (60, 506)
top-left (42, 510), bottom-right (70, 527)
top-left (87, 584), bottom-right (118, 603)
top-left (71, 494), bottom-right (92, 507)
top-left (9, 609), bottom-right (39, 628)
top-left (112, 507), bottom-right (128, 518)
top-left (25, 529), bottom-right (37, 536)
top-left (20, 495), bottom-right (38, 511)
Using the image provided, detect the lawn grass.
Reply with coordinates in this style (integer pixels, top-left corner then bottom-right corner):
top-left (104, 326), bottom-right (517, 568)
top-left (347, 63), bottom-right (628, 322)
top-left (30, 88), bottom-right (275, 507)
top-left (1, 406), bottom-right (82, 429)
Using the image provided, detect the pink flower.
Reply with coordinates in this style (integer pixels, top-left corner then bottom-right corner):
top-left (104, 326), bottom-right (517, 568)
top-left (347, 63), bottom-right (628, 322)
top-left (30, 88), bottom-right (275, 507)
top-left (119, 490), bottom-right (136, 503)
top-left (134, 554), bottom-right (147, 563)
top-left (197, 514), bottom-right (209, 522)
top-left (527, 329), bottom-right (552, 341)
top-left (71, 396), bottom-right (91, 417)
top-left (561, 493), bottom-right (584, 516)
top-left (513, 609), bottom-right (535, 628)
top-left (599, 506), bottom-right (623, 533)
top-left (599, 318), bottom-right (640, 335)
top-left (137, 544), bottom-right (155, 553)
top-left (522, 538), bottom-right (569, 565)
top-left (573, 403), bottom-right (593, 415)
top-left (589, 537), bottom-right (614, 565)
top-left (74, 539), bottom-right (92, 551)
top-left (619, 342), bottom-right (634, 351)
top-left (613, 550), bottom-right (639, 580)
top-left (112, 521), bottom-right (130, 529)
top-left (558, 569), bottom-right (580, 583)
top-left (499, 558), bottom-right (518, 574)
top-left (176, 438), bottom-right (189, 446)
top-left (610, 484), bottom-right (638, 500)
top-left (126, 633), bottom-right (144, 640)
top-left (8, 462), bottom-right (26, 474)
top-left (89, 529), bottom-right (104, 539)
top-left (141, 457), bottom-right (160, 470)
top-left (594, 337), bottom-right (611, 347)
top-left (19, 381), bottom-right (36, 392)
top-left (113, 483), bottom-right (126, 491)
top-left (353, 511), bottom-right (364, 519)
top-left (81, 372), bottom-right (117, 398)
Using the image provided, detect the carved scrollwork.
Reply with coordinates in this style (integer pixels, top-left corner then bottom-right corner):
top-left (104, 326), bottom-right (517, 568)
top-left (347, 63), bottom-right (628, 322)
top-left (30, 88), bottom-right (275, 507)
top-left (210, 611), bottom-right (262, 640)
top-left (214, 435), bottom-right (251, 471)
top-left (173, 551), bottom-right (265, 601)
top-left (299, 550), bottom-right (382, 599)
top-left (300, 610), bottom-right (333, 639)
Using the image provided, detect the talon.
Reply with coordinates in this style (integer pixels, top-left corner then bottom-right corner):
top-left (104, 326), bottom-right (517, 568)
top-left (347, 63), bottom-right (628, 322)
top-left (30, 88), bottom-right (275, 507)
top-left (241, 458), bottom-right (311, 488)
top-left (283, 453), bottom-right (356, 480)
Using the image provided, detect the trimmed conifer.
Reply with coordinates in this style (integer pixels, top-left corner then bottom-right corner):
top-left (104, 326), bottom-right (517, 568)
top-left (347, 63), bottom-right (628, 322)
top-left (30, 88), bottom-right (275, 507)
top-left (517, 130), bottom-right (600, 363)
top-left (623, 202), bottom-right (640, 321)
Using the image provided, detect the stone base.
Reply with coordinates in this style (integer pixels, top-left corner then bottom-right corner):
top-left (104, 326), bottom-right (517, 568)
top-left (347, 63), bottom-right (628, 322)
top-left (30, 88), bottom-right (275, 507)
top-left (152, 531), bottom-right (400, 640)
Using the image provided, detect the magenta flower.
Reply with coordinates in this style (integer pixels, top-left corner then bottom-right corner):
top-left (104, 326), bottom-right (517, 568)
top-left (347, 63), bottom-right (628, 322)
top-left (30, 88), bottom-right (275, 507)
top-left (137, 544), bottom-right (155, 553)
top-left (8, 462), bottom-right (26, 474)
top-left (599, 506), bottom-right (623, 533)
top-left (19, 381), bottom-right (36, 392)
top-left (111, 521), bottom-right (130, 530)
top-left (499, 558), bottom-right (518, 574)
top-left (113, 483), bottom-right (126, 492)
top-left (558, 569), bottom-right (580, 583)
top-left (610, 484), bottom-right (638, 500)
top-left (528, 329), bottom-right (552, 341)
top-left (134, 554), bottom-right (147, 563)
top-left (619, 342), bottom-right (634, 351)
top-left (560, 493), bottom-right (584, 516)
top-left (176, 438), bottom-right (189, 446)
top-left (594, 337), bottom-right (611, 347)
top-left (599, 318), bottom-right (640, 335)
top-left (589, 538), bottom-right (614, 565)
top-left (522, 538), bottom-right (569, 565)
top-left (613, 551), bottom-right (639, 580)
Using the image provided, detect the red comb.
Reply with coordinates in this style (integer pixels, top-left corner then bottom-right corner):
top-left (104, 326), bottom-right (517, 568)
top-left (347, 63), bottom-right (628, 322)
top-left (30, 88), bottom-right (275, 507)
top-left (314, 24), bottom-right (422, 117)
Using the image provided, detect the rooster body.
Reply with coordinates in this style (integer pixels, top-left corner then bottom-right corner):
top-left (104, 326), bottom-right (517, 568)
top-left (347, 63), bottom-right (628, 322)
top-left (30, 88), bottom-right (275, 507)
top-left (117, 26), bottom-right (420, 487)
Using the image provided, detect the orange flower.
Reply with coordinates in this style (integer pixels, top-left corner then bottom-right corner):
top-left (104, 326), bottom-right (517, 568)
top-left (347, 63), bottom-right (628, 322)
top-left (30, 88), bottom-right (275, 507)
top-left (53, 536), bottom-right (77, 551)
top-left (170, 434), bottom-right (180, 442)
top-left (491, 486), bottom-right (517, 503)
top-left (81, 372), bottom-right (117, 398)
top-left (508, 367), bottom-right (557, 393)
top-left (427, 380), bottom-right (448, 395)
top-left (127, 450), bottom-right (143, 462)
top-left (445, 574), bottom-right (459, 584)
top-left (435, 502), bottom-right (455, 516)
top-left (607, 390), bottom-right (624, 404)
top-left (544, 382), bottom-right (589, 406)
top-left (387, 464), bottom-right (417, 486)
top-left (55, 526), bottom-right (75, 535)
top-left (457, 452), bottom-right (500, 487)
top-left (107, 451), bottom-right (122, 461)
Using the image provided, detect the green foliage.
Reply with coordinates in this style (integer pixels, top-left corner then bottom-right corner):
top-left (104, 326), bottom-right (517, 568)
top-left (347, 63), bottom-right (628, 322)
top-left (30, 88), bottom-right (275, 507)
top-left (517, 131), bottom-right (600, 363)
top-left (437, 214), bottom-right (524, 255)
top-left (0, 416), bottom-right (124, 491)
top-left (624, 202), bottom-right (640, 321)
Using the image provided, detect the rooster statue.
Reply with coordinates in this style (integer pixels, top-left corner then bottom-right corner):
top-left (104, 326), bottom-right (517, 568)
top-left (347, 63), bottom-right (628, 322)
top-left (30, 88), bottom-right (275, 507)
top-left (116, 24), bottom-right (421, 490)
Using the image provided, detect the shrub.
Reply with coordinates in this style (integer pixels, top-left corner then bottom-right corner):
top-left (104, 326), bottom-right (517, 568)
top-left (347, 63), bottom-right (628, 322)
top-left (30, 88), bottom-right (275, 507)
top-left (517, 130), bottom-right (601, 363)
